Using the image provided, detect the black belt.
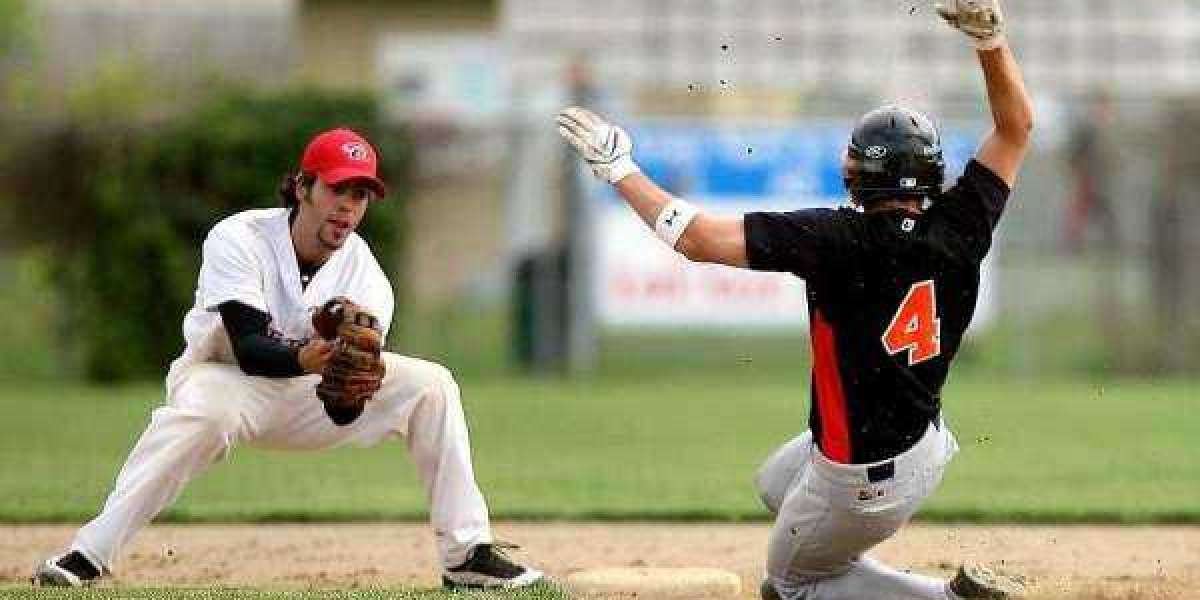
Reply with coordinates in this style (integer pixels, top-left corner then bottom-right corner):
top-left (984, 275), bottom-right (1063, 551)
top-left (866, 461), bottom-right (895, 483)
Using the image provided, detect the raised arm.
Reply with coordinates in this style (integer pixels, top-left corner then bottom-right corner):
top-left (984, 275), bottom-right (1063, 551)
top-left (938, 0), bottom-right (1034, 187)
top-left (556, 107), bottom-right (748, 267)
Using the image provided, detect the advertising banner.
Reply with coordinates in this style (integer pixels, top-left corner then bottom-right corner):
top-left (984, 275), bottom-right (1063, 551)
top-left (592, 120), bottom-right (984, 330)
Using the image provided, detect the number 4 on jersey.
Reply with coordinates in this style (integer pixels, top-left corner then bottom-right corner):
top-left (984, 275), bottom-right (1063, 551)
top-left (882, 280), bottom-right (941, 366)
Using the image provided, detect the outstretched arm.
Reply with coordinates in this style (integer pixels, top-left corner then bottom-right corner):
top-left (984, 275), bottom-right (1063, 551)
top-left (938, 0), bottom-right (1034, 187)
top-left (612, 174), bottom-right (748, 267)
top-left (556, 107), bottom-right (748, 267)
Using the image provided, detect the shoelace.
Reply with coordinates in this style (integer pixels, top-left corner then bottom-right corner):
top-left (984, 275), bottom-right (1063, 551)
top-left (484, 540), bottom-right (523, 566)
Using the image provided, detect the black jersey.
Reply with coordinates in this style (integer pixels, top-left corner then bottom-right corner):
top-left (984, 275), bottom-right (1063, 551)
top-left (744, 160), bottom-right (1010, 464)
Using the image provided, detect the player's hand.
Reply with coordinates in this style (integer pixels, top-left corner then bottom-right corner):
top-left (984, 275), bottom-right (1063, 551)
top-left (297, 338), bottom-right (335, 375)
top-left (556, 106), bottom-right (641, 184)
top-left (936, 0), bottom-right (1005, 50)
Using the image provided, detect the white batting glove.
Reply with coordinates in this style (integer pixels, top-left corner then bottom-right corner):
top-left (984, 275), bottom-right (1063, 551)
top-left (936, 0), bottom-right (1006, 51)
top-left (556, 106), bottom-right (641, 185)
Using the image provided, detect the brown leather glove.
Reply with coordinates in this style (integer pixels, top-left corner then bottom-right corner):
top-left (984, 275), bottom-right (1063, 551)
top-left (311, 296), bottom-right (386, 426)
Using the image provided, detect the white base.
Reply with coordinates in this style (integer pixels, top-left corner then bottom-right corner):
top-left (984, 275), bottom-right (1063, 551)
top-left (566, 567), bottom-right (742, 599)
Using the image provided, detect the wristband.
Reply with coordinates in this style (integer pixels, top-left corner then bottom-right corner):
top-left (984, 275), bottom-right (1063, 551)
top-left (654, 199), bottom-right (699, 249)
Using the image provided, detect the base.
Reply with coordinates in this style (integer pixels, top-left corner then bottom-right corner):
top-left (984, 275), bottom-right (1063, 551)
top-left (565, 567), bottom-right (742, 599)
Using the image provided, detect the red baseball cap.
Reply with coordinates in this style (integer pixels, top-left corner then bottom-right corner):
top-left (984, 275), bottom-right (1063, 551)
top-left (300, 128), bottom-right (386, 198)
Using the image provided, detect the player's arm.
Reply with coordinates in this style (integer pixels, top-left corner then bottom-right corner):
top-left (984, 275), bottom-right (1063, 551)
top-left (938, 0), bottom-right (1033, 187)
top-left (218, 301), bottom-right (332, 377)
top-left (975, 42), bottom-right (1033, 187)
top-left (556, 107), bottom-right (748, 267)
top-left (612, 174), bottom-right (747, 267)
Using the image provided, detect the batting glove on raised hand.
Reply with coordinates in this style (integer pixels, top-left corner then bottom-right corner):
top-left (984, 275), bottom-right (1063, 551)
top-left (556, 106), bottom-right (641, 184)
top-left (936, 0), bottom-right (1006, 50)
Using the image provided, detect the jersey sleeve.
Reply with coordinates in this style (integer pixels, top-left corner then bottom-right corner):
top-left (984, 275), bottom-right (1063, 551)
top-left (368, 281), bottom-right (395, 341)
top-left (932, 160), bottom-right (1011, 260)
top-left (743, 208), bottom-right (850, 279)
top-left (331, 238), bottom-right (395, 342)
top-left (197, 224), bottom-right (268, 313)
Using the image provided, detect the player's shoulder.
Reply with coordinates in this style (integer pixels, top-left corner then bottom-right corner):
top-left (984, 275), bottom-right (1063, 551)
top-left (343, 234), bottom-right (390, 281)
top-left (813, 205), bottom-right (868, 232)
top-left (752, 205), bottom-right (860, 227)
top-left (940, 159), bottom-right (1010, 201)
top-left (208, 208), bottom-right (288, 241)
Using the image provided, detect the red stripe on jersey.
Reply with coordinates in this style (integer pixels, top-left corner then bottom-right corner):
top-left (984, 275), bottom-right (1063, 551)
top-left (811, 308), bottom-right (851, 463)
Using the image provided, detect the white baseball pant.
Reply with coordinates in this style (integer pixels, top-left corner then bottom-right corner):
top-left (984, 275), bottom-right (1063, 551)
top-left (70, 353), bottom-right (492, 573)
top-left (756, 419), bottom-right (960, 600)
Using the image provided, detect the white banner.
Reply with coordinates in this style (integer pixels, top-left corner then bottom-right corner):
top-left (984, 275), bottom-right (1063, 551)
top-left (595, 203), bottom-right (809, 329)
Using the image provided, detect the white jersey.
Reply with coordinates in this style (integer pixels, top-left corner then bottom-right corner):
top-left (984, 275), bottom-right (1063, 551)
top-left (174, 208), bottom-right (394, 370)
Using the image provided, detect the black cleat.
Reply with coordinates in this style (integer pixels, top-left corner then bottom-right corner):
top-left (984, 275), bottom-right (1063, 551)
top-left (31, 551), bottom-right (102, 587)
top-left (760, 578), bottom-right (784, 600)
top-left (442, 543), bottom-right (544, 589)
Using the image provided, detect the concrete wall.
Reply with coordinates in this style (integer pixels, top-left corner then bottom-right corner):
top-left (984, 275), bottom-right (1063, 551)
top-left (35, 0), bottom-right (296, 109)
top-left (297, 0), bottom-right (494, 90)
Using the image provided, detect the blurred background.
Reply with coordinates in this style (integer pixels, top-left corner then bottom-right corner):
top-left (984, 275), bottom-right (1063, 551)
top-left (0, 0), bottom-right (1196, 523)
top-left (4, 0), bottom-right (1200, 382)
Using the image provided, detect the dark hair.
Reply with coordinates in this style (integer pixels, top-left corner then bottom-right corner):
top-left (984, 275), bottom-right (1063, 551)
top-left (278, 171), bottom-right (316, 210)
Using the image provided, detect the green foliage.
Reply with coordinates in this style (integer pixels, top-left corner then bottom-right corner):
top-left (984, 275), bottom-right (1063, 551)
top-left (1, 86), bottom-right (409, 381)
top-left (0, 0), bottom-right (33, 78)
top-left (0, 0), bottom-right (40, 126)
top-left (1, 372), bottom-right (1196, 523)
top-left (0, 252), bottom-right (64, 381)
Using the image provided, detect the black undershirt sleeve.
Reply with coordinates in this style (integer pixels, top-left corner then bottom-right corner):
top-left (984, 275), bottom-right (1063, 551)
top-left (217, 301), bottom-right (306, 378)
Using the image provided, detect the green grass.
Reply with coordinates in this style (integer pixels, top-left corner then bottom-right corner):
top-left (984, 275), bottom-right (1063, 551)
top-left (0, 585), bottom-right (568, 600)
top-left (0, 370), bottom-right (1197, 524)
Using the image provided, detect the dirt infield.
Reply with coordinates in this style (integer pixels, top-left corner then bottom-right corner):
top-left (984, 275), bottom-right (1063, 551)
top-left (4, 524), bottom-right (1197, 598)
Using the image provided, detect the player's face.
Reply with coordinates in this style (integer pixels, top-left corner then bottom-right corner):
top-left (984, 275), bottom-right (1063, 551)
top-left (307, 178), bottom-right (376, 250)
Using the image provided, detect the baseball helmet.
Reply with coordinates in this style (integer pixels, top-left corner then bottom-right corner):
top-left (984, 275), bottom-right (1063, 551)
top-left (843, 105), bottom-right (945, 205)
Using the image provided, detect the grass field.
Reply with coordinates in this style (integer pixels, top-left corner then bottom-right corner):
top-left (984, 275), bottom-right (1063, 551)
top-left (1, 368), bottom-right (1196, 524)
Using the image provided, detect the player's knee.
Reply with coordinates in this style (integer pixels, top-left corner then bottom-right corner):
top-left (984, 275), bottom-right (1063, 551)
top-left (167, 364), bottom-right (246, 440)
top-left (428, 362), bottom-right (457, 388)
top-left (193, 407), bottom-right (241, 444)
top-left (755, 471), bottom-right (781, 514)
top-left (425, 362), bottom-right (459, 400)
top-left (377, 355), bottom-right (461, 411)
top-left (148, 403), bottom-right (239, 457)
top-left (410, 362), bottom-right (459, 413)
top-left (171, 363), bottom-right (236, 400)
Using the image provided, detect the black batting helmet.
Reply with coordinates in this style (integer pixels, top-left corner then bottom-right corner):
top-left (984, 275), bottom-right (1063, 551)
top-left (843, 105), bottom-right (945, 206)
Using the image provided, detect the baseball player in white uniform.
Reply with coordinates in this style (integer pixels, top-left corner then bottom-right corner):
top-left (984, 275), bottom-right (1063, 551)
top-left (33, 128), bottom-right (543, 590)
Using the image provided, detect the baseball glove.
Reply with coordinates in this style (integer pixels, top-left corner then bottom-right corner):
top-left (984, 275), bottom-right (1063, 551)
top-left (312, 296), bottom-right (386, 426)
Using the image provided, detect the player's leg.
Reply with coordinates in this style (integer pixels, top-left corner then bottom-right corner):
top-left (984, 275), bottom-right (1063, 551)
top-left (41, 363), bottom-right (278, 585)
top-left (382, 355), bottom-right (490, 563)
top-left (379, 353), bottom-right (541, 587)
top-left (764, 479), bottom-right (949, 600)
top-left (810, 556), bottom-right (952, 599)
top-left (261, 352), bottom-right (541, 587)
top-left (755, 431), bottom-right (814, 516)
top-left (764, 424), bottom-right (960, 600)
